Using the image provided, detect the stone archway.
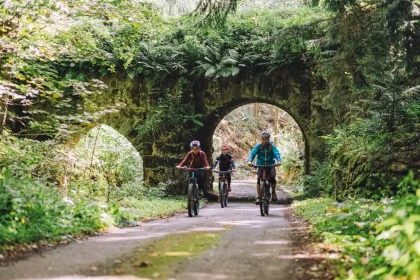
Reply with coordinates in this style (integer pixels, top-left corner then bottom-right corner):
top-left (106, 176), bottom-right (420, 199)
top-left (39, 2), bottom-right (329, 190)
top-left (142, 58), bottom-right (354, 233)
top-left (83, 65), bottom-right (328, 197)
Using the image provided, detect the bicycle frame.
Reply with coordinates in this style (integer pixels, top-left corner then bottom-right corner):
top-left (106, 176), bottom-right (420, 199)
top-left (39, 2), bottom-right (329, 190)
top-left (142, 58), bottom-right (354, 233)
top-left (213, 170), bottom-right (232, 208)
top-left (251, 164), bottom-right (276, 216)
top-left (179, 167), bottom-right (207, 217)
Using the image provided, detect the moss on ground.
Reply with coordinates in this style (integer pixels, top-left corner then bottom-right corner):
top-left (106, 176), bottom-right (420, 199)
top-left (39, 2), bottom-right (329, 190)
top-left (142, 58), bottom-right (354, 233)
top-left (112, 230), bottom-right (227, 279)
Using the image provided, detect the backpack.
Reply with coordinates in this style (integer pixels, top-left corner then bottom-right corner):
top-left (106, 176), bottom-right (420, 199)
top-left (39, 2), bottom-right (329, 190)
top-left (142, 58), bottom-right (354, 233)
top-left (218, 152), bottom-right (233, 162)
top-left (257, 143), bottom-right (273, 154)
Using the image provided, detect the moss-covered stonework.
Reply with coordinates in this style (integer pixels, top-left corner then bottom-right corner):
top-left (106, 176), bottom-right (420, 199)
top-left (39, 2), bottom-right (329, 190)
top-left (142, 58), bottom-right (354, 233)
top-left (93, 65), bottom-right (330, 200)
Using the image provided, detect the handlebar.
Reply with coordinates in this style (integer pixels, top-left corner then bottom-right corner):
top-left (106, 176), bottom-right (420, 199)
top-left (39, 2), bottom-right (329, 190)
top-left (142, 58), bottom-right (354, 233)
top-left (177, 167), bottom-right (210, 171)
top-left (250, 164), bottom-right (278, 168)
top-left (212, 170), bottom-right (234, 174)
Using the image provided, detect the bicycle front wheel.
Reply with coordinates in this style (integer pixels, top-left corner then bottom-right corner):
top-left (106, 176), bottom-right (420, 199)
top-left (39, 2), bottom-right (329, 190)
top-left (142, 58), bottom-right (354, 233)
top-left (259, 183), bottom-right (265, 216)
top-left (187, 182), bottom-right (194, 217)
top-left (220, 183), bottom-right (226, 208)
top-left (194, 187), bottom-right (200, 215)
top-left (264, 183), bottom-right (270, 215)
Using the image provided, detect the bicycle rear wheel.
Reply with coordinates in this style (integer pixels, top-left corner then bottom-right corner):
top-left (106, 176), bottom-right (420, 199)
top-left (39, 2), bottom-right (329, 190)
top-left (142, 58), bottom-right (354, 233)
top-left (187, 182), bottom-right (194, 217)
top-left (259, 183), bottom-right (265, 216)
top-left (224, 184), bottom-right (228, 207)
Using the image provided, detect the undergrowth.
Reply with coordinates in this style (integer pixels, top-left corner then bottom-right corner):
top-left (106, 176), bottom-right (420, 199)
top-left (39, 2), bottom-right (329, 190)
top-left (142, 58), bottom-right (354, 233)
top-left (293, 173), bottom-right (420, 279)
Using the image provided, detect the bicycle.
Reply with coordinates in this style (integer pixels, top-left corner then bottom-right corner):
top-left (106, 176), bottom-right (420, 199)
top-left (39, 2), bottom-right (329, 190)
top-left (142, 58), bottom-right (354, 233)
top-left (179, 167), bottom-right (207, 217)
top-left (213, 170), bottom-right (233, 208)
top-left (251, 164), bottom-right (276, 216)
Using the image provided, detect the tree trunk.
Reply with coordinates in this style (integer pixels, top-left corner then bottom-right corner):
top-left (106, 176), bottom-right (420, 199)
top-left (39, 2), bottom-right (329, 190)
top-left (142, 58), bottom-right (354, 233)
top-left (254, 103), bottom-right (259, 144)
top-left (89, 125), bottom-right (102, 176)
top-left (273, 107), bottom-right (279, 146)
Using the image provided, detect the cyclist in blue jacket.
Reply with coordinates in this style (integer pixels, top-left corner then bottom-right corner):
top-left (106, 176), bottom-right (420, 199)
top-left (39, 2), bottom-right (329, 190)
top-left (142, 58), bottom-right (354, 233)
top-left (247, 132), bottom-right (282, 204)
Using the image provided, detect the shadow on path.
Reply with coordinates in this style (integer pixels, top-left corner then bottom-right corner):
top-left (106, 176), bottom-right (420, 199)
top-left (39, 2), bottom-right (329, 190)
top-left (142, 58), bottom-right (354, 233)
top-left (214, 179), bottom-right (293, 204)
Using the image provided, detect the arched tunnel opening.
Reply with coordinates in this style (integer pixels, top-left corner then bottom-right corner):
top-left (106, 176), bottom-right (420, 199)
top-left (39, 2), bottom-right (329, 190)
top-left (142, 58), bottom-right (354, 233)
top-left (207, 103), bottom-right (306, 202)
top-left (70, 124), bottom-right (144, 204)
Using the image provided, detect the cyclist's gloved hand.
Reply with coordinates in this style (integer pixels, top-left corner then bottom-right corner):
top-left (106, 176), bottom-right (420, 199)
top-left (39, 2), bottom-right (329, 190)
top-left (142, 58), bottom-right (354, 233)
top-left (232, 169), bottom-right (237, 172)
top-left (276, 162), bottom-right (282, 167)
top-left (205, 166), bottom-right (211, 170)
top-left (247, 162), bottom-right (253, 167)
top-left (176, 165), bottom-right (181, 169)
top-left (212, 169), bottom-right (216, 172)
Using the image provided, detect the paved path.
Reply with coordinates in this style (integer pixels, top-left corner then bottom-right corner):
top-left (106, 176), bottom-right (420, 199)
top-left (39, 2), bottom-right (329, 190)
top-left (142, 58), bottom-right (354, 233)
top-left (0, 201), bottom-right (303, 280)
top-left (0, 180), bottom-right (300, 280)
top-left (175, 203), bottom-right (296, 280)
top-left (214, 179), bottom-right (292, 203)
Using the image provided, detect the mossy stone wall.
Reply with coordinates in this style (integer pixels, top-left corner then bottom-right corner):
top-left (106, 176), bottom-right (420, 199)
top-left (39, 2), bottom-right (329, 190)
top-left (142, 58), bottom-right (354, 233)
top-left (96, 66), bottom-right (331, 198)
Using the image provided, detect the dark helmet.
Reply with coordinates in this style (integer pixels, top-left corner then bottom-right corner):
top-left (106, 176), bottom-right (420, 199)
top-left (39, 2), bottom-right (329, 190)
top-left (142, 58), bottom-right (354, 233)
top-left (260, 131), bottom-right (270, 139)
top-left (190, 140), bottom-right (201, 148)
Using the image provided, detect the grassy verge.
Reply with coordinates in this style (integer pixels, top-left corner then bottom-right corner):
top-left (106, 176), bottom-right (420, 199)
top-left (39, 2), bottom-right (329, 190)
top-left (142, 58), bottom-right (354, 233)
top-left (115, 196), bottom-right (187, 225)
top-left (292, 193), bottom-right (420, 279)
top-left (0, 174), bottom-right (188, 261)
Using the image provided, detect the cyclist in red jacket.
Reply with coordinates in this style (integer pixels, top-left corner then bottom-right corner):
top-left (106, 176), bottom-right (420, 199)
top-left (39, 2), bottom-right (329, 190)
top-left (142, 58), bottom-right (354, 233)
top-left (176, 140), bottom-right (210, 197)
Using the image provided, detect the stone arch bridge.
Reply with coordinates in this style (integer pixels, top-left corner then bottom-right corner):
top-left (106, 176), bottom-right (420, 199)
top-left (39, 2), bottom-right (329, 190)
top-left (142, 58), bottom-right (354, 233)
top-left (94, 65), bottom-right (329, 199)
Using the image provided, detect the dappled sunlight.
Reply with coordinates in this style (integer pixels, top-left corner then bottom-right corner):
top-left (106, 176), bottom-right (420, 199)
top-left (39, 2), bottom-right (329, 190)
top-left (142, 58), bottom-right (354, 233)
top-left (265, 207), bottom-right (286, 211)
top-left (109, 228), bottom-right (145, 234)
top-left (254, 240), bottom-right (290, 245)
top-left (94, 232), bottom-right (169, 242)
top-left (232, 206), bottom-right (286, 212)
top-left (183, 272), bottom-right (229, 279)
top-left (140, 222), bottom-right (167, 227)
top-left (164, 251), bottom-right (192, 256)
top-left (273, 226), bottom-right (310, 231)
top-left (172, 230), bottom-right (191, 234)
top-left (36, 276), bottom-right (149, 280)
top-left (232, 207), bottom-right (260, 211)
top-left (252, 252), bottom-right (272, 257)
top-left (217, 220), bottom-right (268, 226)
top-left (190, 227), bottom-right (228, 232)
top-left (276, 253), bottom-right (327, 260)
top-left (260, 218), bottom-right (285, 222)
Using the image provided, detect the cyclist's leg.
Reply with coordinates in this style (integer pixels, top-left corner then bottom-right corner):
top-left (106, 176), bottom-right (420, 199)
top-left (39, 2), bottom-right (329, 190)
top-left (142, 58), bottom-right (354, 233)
top-left (227, 173), bottom-right (232, 191)
top-left (255, 173), bottom-right (261, 203)
top-left (196, 175), bottom-right (204, 196)
top-left (269, 167), bottom-right (277, 201)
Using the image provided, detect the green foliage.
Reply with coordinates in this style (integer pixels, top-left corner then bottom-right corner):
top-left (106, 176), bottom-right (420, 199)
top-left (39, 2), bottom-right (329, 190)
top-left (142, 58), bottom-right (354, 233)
top-left (115, 196), bottom-right (186, 226)
top-left (0, 167), bottom-right (111, 247)
top-left (293, 174), bottom-right (420, 279)
top-left (0, 0), bottom-right (160, 137)
top-left (0, 131), bottom-right (184, 249)
top-left (136, 95), bottom-right (203, 141)
top-left (1, 0), bottom-right (419, 263)
top-left (311, 98), bottom-right (419, 198)
top-left (305, 105), bottom-right (419, 199)
top-left (194, 45), bottom-right (241, 78)
top-left (304, 161), bottom-right (334, 198)
top-left (194, 0), bottom-right (239, 27)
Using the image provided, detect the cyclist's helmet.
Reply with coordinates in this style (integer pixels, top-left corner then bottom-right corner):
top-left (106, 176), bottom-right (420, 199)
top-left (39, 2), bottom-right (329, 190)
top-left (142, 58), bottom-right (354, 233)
top-left (260, 131), bottom-right (270, 139)
top-left (190, 140), bottom-right (201, 148)
top-left (221, 144), bottom-right (229, 150)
